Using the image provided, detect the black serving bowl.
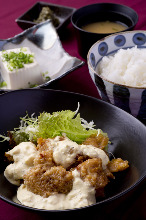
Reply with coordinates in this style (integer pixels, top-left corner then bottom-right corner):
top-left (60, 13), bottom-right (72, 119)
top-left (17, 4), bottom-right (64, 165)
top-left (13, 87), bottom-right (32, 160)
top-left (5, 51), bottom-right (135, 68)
top-left (16, 1), bottom-right (76, 35)
top-left (0, 89), bottom-right (145, 219)
top-left (71, 3), bottom-right (138, 59)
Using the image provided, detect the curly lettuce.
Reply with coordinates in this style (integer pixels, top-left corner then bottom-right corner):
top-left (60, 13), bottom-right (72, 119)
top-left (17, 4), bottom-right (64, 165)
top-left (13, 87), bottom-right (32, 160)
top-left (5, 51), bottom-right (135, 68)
top-left (37, 110), bottom-right (98, 143)
top-left (0, 107), bottom-right (107, 145)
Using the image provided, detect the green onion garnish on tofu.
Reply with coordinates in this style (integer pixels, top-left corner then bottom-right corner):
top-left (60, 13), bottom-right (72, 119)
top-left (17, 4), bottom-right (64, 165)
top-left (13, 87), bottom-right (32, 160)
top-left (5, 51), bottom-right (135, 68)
top-left (2, 49), bottom-right (34, 71)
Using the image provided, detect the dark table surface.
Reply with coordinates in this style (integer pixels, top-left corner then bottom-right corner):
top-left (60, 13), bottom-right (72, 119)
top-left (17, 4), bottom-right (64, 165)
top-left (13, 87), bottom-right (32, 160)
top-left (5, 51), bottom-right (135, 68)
top-left (0, 0), bottom-right (146, 219)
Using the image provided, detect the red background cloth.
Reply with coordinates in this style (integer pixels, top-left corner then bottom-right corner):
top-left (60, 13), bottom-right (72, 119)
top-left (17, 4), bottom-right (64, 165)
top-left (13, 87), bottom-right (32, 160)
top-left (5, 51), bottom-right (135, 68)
top-left (0, 0), bottom-right (146, 219)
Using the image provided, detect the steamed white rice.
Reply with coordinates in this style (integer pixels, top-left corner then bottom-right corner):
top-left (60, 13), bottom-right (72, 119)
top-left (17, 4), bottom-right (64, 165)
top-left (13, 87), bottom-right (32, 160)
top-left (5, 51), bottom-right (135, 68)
top-left (98, 46), bottom-right (146, 87)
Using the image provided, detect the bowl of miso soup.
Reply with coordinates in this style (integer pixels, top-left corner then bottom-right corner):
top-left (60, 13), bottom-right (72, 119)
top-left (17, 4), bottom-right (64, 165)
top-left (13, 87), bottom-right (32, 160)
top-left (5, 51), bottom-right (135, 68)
top-left (71, 3), bottom-right (138, 59)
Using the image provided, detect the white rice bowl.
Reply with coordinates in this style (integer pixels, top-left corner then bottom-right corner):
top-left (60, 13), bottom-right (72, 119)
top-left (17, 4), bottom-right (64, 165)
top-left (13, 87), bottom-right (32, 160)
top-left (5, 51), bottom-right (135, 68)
top-left (98, 46), bottom-right (146, 87)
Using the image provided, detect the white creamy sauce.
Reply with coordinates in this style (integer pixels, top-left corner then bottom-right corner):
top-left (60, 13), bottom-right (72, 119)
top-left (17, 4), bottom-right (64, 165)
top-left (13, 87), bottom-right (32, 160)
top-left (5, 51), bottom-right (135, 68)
top-left (52, 138), bottom-right (79, 168)
top-left (4, 142), bottom-right (38, 185)
top-left (80, 144), bottom-right (109, 170)
top-left (4, 135), bottom-right (109, 210)
top-left (50, 136), bottom-right (109, 170)
top-left (17, 169), bottom-right (96, 210)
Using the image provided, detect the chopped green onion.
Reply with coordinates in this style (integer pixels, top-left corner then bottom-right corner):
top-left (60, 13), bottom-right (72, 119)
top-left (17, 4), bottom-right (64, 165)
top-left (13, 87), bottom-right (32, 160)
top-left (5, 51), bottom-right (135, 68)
top-left (2, 49), bottom-right (34, 71)
top-left (0, 81), bottom-right (7, 88)
top-left (42, 71), bottom-right (50, 82)
top-left (28, 82), bottom-right (39, 88)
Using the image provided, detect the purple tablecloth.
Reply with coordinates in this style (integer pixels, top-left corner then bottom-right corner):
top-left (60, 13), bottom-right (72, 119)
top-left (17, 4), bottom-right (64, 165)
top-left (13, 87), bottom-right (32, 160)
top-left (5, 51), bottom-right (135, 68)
top-left (0, 0), bottom-right (146, 219)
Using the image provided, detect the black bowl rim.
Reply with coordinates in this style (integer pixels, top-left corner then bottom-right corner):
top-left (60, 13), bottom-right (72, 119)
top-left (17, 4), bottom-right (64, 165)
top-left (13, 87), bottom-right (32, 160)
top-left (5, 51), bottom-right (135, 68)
top-left (0, 88), bottom-right (146, 213)
top-left (87, 30), bottom-right (146, 90)
top-left (71, 2), bottom-right (138, 35)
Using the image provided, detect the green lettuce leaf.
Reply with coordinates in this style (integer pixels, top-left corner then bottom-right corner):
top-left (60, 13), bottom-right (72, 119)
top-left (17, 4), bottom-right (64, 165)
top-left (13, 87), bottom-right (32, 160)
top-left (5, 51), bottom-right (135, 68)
top-left (37, 110), bottom-right (98, 143)
top-left (3, 109), bottom-right (101, 145)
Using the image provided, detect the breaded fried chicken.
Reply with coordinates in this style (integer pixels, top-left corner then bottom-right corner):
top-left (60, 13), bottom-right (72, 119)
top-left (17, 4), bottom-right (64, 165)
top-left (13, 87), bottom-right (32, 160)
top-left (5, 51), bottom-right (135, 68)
top-left (108, 158), bottom-right (129, 172)
top-left (83, 133), bottom-right (109, 150)
top-left (77, 158), bottom-right (109, 197)
top-left (24, 165), bottom-right (73, 197)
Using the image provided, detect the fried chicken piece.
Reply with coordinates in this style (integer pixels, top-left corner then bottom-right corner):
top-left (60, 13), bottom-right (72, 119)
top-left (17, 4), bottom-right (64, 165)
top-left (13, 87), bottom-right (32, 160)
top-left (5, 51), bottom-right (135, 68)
top-left (33, 138), bottom-right (55, 167)
top-left (24, 165), bottom-right (73, 197)
top-left (37, 137), bottom-right (65, 151)
top-left (5, 152), bottom-right (13, 162)
top-left (34, 148), bottom-right (55, 167)
top-left (108, 158), bottom-right (129, 172)
top-left (104, 167), bottom-right (115, 179)
top-left (67, 154), bottom-right (90, 171)
top-left (24, 137), bottom-right (73, 197)
top-left (77, 158), bottom-right (109, 197)
top-left (37, 137), bottom-right (52, 151)
top-left (83, 134), bottom-right (109, 150)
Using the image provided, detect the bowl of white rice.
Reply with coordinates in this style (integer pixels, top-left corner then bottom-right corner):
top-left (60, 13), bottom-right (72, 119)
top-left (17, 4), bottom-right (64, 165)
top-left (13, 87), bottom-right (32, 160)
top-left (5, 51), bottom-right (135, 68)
top-left (87, 31), bottom-right (146, 124)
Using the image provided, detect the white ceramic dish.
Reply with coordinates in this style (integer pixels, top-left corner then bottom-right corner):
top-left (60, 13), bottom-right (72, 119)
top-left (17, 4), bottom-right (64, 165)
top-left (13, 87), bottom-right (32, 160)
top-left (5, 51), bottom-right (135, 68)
top-left (0, 20), bottom-right (84, 92)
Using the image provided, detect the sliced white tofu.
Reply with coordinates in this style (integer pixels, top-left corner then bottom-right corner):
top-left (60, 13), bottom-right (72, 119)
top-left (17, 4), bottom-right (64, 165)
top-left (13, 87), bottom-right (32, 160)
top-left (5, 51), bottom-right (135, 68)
top-left (0, 47), bottom-right (43, 89)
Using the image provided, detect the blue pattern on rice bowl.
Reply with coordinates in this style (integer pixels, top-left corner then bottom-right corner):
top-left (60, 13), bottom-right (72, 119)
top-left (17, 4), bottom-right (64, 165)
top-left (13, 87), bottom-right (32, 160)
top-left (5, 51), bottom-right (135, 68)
top-left (88, 31), bottom-right (146, 124)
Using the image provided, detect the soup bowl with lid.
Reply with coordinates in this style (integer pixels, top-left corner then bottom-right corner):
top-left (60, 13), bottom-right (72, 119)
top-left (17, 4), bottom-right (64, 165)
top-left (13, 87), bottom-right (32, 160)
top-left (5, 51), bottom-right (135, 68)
top-left (87, 30), bottom-right (146, 124)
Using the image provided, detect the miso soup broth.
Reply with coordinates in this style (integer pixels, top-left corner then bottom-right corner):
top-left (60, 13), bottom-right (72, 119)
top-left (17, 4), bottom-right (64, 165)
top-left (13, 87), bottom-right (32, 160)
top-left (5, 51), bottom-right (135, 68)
top-left (82, 21), bottom-right (127, 34)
